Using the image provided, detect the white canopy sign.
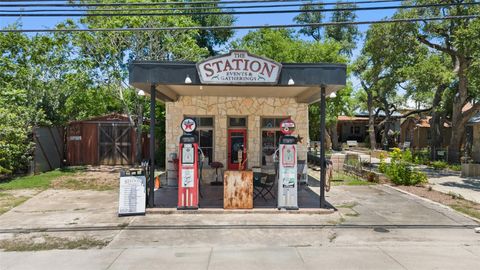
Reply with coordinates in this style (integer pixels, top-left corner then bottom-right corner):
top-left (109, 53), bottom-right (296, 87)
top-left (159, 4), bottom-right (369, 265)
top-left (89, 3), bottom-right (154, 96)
top-left (197, 50), bottom-right (282, 84)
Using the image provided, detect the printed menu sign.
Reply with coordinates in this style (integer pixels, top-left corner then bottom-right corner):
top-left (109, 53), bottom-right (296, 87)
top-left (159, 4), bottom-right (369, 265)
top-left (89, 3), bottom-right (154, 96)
top-left (118, 175), bottom-right (146, 216)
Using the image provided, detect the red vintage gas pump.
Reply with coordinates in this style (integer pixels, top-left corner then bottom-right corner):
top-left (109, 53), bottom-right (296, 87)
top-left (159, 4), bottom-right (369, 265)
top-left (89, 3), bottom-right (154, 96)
top-left (178, 118), bottom-right (199, 210)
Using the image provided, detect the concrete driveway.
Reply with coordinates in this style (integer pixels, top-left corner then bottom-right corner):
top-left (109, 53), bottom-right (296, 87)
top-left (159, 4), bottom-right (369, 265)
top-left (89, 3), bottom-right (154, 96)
top-left (0, 182), bottom-right (479, 270)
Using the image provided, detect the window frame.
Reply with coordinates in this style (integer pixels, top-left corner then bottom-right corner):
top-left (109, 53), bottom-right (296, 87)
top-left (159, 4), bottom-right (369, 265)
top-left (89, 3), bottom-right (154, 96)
top-left (228, 116), bottom-right (247, 128)
top-left (260, 116), bottom-right (290, 166)
top-left (184, 116), bottom-right (215, 166)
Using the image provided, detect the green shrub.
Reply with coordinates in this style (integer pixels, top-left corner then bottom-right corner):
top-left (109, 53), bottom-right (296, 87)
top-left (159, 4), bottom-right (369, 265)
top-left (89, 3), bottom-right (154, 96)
top-left (431, 161), bottom-right (448, 170)
top-left (448, 164), bottom-right (462, 171)
top-left (383, 148), bottom-right (428, 186)
top-left (402, 149), bottom-right (413, 163)
top-left (413, 148), bottom-right (430, 165)
top-left (379, 155), bottom-right (387, 174)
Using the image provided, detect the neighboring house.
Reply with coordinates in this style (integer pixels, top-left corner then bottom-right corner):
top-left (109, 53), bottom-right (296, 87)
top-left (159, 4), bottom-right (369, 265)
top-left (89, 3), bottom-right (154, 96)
top-left (466, 112), bottom-right (480, 163)
top-left (337, 115), bottom-right (370, 143)
top-left (462, 112), bottom-right (480, 177)
top-left (336, 112), bottom-right (401, 144)
top-left (399, 116), bottom-right (451, 149)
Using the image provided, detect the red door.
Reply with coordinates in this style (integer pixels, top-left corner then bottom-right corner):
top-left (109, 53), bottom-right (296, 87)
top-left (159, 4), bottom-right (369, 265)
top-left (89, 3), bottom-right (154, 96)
top-left (228, 129), bottom-right (247, 170)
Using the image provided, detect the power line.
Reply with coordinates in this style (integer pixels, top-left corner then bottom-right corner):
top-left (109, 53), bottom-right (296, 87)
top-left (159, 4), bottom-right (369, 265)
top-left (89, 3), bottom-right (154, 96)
top-left (0, 0), bottom-right (361, 8)
top-left (1, 2), bottom-right (477, 17)
top-left (1, 15), bottom-right (478, 33)
top-left (0, 0), bottom-right (402, 13)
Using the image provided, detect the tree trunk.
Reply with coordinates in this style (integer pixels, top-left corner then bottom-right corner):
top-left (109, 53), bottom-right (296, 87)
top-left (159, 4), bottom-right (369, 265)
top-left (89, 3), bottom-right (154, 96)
top-left (382, 121), bottom-right (390, 150)
top-left (367, 91), bottom-right (376, 150)
top-left (330, 123), bottom-right (340, 150)
top-left (429, 112), bottom-right (442, 160)
top-left (448, 57), bottom-right (469, 163)
top-left (429, 85), bottom-right (447, 160)
top-left (325, 127), bottom-right (332, 151)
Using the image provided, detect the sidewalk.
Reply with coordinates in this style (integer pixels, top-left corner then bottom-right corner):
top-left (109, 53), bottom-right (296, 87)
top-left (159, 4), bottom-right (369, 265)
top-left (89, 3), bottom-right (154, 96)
top-left (1, 244), bottom-right (479, 270)
top-left (427, 174), bottom-right (480, 204)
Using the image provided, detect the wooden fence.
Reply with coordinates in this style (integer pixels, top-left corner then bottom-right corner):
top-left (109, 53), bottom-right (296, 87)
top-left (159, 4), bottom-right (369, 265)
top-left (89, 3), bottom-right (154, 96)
top-left (33, 127), bottom-right (64, 173)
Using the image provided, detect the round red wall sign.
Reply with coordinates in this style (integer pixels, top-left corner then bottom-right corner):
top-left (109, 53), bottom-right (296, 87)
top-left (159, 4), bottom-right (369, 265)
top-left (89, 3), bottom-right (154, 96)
top-left (181, 118), bottom-right (197, 133)
top-left (280, 119), bottom-right (295, 135)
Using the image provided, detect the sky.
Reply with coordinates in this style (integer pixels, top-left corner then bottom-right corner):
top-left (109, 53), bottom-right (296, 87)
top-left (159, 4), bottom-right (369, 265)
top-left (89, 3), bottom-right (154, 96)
top-left (0, 1), bottom-right (397, 91)
top-left (0, 1), bottom-right (396, 41)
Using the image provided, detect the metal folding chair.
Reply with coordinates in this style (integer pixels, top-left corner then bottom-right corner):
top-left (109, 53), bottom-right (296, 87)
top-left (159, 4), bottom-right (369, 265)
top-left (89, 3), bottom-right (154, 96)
top-left (254, 174), bottom-right (276, 201)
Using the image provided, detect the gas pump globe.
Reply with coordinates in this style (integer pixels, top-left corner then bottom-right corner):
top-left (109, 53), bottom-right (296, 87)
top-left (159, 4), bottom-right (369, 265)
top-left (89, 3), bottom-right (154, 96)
top-left (178, 118), bottom-right (200, 210)
top-left (277, 119), bottom-right (299, 210)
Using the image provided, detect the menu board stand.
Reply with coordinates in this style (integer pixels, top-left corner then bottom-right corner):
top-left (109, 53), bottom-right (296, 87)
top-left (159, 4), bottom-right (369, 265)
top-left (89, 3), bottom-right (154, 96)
top-left (118, 173), bottom-right (146, 216)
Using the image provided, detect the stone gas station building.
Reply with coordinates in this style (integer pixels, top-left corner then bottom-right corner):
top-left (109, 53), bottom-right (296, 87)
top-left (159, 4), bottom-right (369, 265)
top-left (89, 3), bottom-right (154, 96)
top-left (129, 50), bottom-right (346, 208)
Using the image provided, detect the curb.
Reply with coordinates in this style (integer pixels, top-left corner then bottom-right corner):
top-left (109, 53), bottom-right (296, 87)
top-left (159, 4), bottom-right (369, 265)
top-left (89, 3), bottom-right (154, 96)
top-left (383, 184), bottom-right (480, 224)
top-left (146, 208), bottom-right (335, 215)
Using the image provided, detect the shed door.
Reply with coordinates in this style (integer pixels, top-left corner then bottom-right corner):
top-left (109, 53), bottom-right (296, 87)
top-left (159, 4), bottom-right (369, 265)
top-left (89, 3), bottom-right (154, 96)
top-left (99, 124), bottom-right (133, 165)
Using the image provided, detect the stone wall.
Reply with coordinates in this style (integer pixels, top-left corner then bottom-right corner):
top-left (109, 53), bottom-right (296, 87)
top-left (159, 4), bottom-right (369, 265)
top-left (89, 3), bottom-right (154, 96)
top-left (165, 96), bottom-right (309, 182)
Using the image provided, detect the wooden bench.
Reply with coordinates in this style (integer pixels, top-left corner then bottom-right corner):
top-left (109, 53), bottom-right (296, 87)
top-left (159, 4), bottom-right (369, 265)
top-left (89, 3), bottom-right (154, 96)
top-left (402, 141), bottom-right (411, 150)
top-left (346, 140), bottom-right (358, 148)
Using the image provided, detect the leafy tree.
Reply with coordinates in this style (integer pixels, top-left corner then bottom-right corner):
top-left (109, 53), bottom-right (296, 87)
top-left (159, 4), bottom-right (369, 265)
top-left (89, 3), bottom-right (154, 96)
top-left (354, 17), bottom-right (452, 151)
top-left (0, 27), bottom-right (102, 173)
top-left (393, 0), bottom-right (480, 162)
top-left (186, 0), bottom-right (236, 55)
top-left (352, 20), bottom-right (408, 150)
top-left (325, 1), bottom-right (361, 56)
top-left (0, 31), bottom-right (48, 173)
top-left (75, 0), bottom-right (235, 164)
top-left (294, 0), bottom-right (324, 41)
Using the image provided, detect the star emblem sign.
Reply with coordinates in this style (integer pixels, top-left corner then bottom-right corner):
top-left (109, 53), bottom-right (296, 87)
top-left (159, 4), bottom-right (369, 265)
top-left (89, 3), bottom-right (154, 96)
top-left (181, 118), bottom-right (197, 133)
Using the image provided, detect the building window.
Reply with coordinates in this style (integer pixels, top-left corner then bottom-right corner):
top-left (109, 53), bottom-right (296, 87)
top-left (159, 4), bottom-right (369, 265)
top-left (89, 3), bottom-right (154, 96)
top-left (354, 126), bottom-right (360, 134)
top-left (186, 116), bottom-right (214, 165)
top-left (228, 117), bottom-right (247, 128)
top-left (261, 117), bottom-right (289, 166)
top-left (262, 118), bottom-right (286, 129)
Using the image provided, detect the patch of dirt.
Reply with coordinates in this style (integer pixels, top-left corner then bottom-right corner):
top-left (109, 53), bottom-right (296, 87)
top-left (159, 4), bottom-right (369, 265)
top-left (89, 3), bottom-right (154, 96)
top-left (395, 185), bottom-right (480, 219)
top-left (84, 165), bottom-right (130, 173)
top-left (0, 189), bottom-right (39, 215)
top-left (51, 171), bottom-right (119, 191)
top-left (1, 189), bottom-right (41, 198)
top-left (0, 235), bottom-right (109, 251)
top-left (397, 185), bottom-right (460, 205)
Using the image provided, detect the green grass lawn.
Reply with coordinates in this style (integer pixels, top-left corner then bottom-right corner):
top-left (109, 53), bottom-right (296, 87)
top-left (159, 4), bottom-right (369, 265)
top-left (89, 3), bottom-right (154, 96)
top-left (449, 203), bottom-right (480, 220)
top-left (331, 171), bottom-right (374, 186)
top-left (0, 167), bottom-right (89, 216)
top-left (0, 167), bottom-right (84, 191)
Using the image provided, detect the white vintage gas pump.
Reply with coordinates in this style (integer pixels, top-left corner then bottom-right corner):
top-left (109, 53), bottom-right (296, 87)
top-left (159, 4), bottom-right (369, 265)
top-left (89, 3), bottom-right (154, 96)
top-left (277, 119), bottom-right (298, 210)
